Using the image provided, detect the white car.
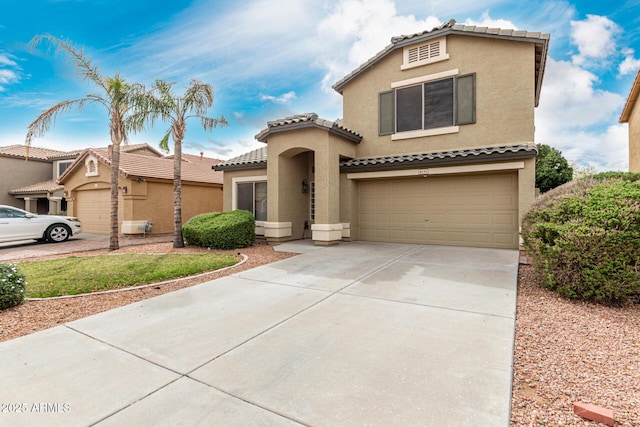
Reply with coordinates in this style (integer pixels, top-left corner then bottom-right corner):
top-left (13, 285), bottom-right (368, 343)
top-left (0, 205), bottom-right (82, 243)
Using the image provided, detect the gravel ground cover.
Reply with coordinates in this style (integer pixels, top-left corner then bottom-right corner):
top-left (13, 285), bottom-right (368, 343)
top-left (511, 265), bottom-right (640, 426)
top-left (1, 242), bottom-right (638, 425)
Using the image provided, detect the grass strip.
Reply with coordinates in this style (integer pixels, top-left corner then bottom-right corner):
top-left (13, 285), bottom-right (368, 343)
top-left (18, 253), bottom-right (239, 298)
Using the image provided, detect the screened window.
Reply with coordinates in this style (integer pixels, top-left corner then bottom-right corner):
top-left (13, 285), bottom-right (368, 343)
top-left (237, 181), bottom-right (267, 221)
top-left (57, 160), bottom-right (73, 178)
top-left (379, 73), bottom-right (475, 136)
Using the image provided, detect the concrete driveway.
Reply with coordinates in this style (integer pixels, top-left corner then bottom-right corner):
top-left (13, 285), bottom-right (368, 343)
top-left (0, 241), bottom-right (519, 426)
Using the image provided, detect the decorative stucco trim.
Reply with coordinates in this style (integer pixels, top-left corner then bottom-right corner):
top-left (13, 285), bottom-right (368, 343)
top-left (391, 126), bottom-right (459, 140)
top-left (311, 223), bottom-right (343, 243)
top-left (346, 161), bottom-right (525, 180)
top-left (264, 222), bottom-right (292, 238)
top-left (391, 68), bottom-right (459, 88)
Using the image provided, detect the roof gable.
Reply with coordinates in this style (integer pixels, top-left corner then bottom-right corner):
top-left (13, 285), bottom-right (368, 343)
top-left (58, 147), bottom-right (224, 185)
top-left (255, 113), bottom-right (362, 143)
top-left (332, 19), bottom-right (550, 107)
top-left (620, 68), bottom-right (640, 123)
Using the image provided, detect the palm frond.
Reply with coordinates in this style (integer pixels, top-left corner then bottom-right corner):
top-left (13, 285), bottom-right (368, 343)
top-left (25, 98), bottom-right (89, 145)
top-left (31, 34), bottom-right (108, 93)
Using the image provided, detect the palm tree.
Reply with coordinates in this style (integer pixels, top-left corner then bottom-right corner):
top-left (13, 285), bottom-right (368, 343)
top-left (26, 35), bottom-right (149, 251)
top-left (145, 79), bottom-right (227, 248)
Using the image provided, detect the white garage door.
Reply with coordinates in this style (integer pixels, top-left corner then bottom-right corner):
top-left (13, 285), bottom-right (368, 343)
top-left (75, 189), bottom-right (111, 234)
top-left (357, 172), bottom-right (519, 249)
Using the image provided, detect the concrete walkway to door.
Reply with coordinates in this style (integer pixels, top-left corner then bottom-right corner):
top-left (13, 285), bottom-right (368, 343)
top-left (0, 242), bottom-right (519, 426)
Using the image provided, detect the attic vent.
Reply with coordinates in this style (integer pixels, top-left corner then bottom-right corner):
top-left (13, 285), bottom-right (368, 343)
top-left (402, 37), bottom-right (449, 70)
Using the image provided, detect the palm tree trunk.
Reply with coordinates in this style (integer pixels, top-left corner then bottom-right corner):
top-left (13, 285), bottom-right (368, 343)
top-left (173, 138), bottom-right (184, 248)
top-left (109, 144), bottom-right (120, 251)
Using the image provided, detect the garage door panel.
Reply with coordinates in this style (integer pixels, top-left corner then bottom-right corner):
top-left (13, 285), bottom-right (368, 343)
top-left (357, 173), bottom-right (519, 249)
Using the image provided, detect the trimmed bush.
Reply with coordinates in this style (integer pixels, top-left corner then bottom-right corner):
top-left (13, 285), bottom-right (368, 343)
top-left (0, 263), bottom-right (27, 309)
top-left (522, 173), bottom-right (640, 305)
top-left (182, 210), bottom-right (256, 250)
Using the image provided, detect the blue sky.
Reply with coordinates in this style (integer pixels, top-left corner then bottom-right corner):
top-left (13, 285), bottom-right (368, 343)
top-left (1, 0), bottom-right (639, 171)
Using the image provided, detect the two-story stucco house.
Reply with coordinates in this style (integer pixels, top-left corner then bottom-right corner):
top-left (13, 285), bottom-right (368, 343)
top-left (215, 20), bottom-right (549, 249)
top-left (620, 68), bottom-right (640, 172)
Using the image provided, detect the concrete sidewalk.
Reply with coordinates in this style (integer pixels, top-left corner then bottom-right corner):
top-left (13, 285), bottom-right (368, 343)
top-left (0, 242), bottom-right (519, 426)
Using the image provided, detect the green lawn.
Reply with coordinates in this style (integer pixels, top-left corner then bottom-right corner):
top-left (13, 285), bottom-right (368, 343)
top-left (19, 253), bottom-right (240, 298)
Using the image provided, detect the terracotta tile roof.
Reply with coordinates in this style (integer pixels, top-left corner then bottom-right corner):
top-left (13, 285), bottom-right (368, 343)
top-left (255, 113), bottom-right (362, 143)
top-left (332, 19), bottom-right (550, 106)
top-left (340, 144), bottom-right (538, 171)
top-left (60, 148), bottom-right (224, 185)
top-left (0, 144), bottom-right (74, 161)
top-left (620, 68), bottom-right (640, 123)
top-left (213, 146), bottom-right (267, 171)
top-left (9, 180), bottom-right (63, 194)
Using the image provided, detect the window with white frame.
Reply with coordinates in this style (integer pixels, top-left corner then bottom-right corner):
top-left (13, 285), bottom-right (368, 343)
top-left (237, 181), bottom-right (267, 221)
top-left (379, 73), bottom-right (475, 136)
top-left (56, 160), bottom-right (73, 179)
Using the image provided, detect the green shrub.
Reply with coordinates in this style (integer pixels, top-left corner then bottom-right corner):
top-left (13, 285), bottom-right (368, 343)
top-left (0, 263), bottom-right (27, 309)
top-left (522, 174), bottom-right (640, 305)
top-left (183, 210), bottom-right (256, 250)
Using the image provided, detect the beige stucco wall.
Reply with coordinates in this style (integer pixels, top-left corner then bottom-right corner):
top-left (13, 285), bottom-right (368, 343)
top-left (0, 157), bottom-right (52, 208)
top-left (340, 35), bottom-right (536, 158)
top-left (629, 101), bottom-right (640, 172)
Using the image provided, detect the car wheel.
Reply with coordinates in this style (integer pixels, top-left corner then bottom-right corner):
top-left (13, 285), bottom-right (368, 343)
top-left (46, 225), bottom-right (71, 243)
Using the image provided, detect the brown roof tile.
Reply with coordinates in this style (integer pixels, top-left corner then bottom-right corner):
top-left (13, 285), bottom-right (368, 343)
top-left (0, 144), bottom-right (74, 160)
top-left (10, 180), bottom-right (63, 194)
top-left (59, 148), bottom-right (224, 185)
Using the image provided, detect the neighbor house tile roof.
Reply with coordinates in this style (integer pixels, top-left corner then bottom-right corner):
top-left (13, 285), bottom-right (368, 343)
top-left (255, 113), bottom-right (362, 143)
top-left (212, 147), bottom-right (267, 171)
top-left (59, 148), bottom-right (224, 185)
top-left (332, 19), bottom-right (550, 106)
top-left (340, 144), bottom-right (538, 171)
top-left (0, 144), bottom-right (74, 161)
top-left (620, 68), bottom-right (640, 123)
top-left (9, 180), bottom-right (63, 194)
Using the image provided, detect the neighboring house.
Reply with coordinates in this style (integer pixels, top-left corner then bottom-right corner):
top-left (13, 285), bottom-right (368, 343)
top-left (59, 146), bottom-right (223, 234)
top-left (0, 144), bottom-right (79, 213)
top-left (215, 20), bottom-right (549, 249)
top-left (620, 68), bottom-right (640, 172)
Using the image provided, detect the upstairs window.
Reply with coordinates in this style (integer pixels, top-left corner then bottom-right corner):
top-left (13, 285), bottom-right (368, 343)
top-left (57, 160), bottom-right (73, 178)
top-left (401, 38), bottom-right (449, 70)
top-left (379, 73), bottom-right (476, 137)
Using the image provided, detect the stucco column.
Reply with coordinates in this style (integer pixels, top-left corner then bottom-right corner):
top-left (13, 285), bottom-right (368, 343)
top-left (263, 144), bottom-right (293, 242)
top-left (24, 197), bottom-right (37, 213)
top-left (311, 143), bottom-right (343, 245)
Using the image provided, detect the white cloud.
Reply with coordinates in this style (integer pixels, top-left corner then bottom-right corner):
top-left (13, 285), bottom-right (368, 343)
top-left (570, 15), bottom-right (620, 66)
top-left (535, 58), bottom-right (626, 171)
top-left (316, 0), bottom-right (442, 91)
top-left (462, 12), bottom-right (517, 29)
top-left (260, 91), bottom-right (297, 104)
top-left (0, 69), bottom-right (19, 91)
top-left (0, 53), bottom-right (18, 67)
top-left (0, 52), bottom-right (21, 91)
top-left (537, 58), bottom-right (623, 130)
top-left (619, 49), bottom-right (640, 76)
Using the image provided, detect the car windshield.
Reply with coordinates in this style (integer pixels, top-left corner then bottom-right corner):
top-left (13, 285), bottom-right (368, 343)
top-left (0, 207), bottom-right (29, 218)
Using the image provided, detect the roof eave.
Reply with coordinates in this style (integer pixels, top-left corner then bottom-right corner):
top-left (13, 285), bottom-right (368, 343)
top-left (213, 161), bottom-right (268, 172)
top-left (340, 147), bottom-right (537, 173)
top-left (256, 122), bottom-right (362, 144)
top-left (620, 69), bottom-right (640, 123)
